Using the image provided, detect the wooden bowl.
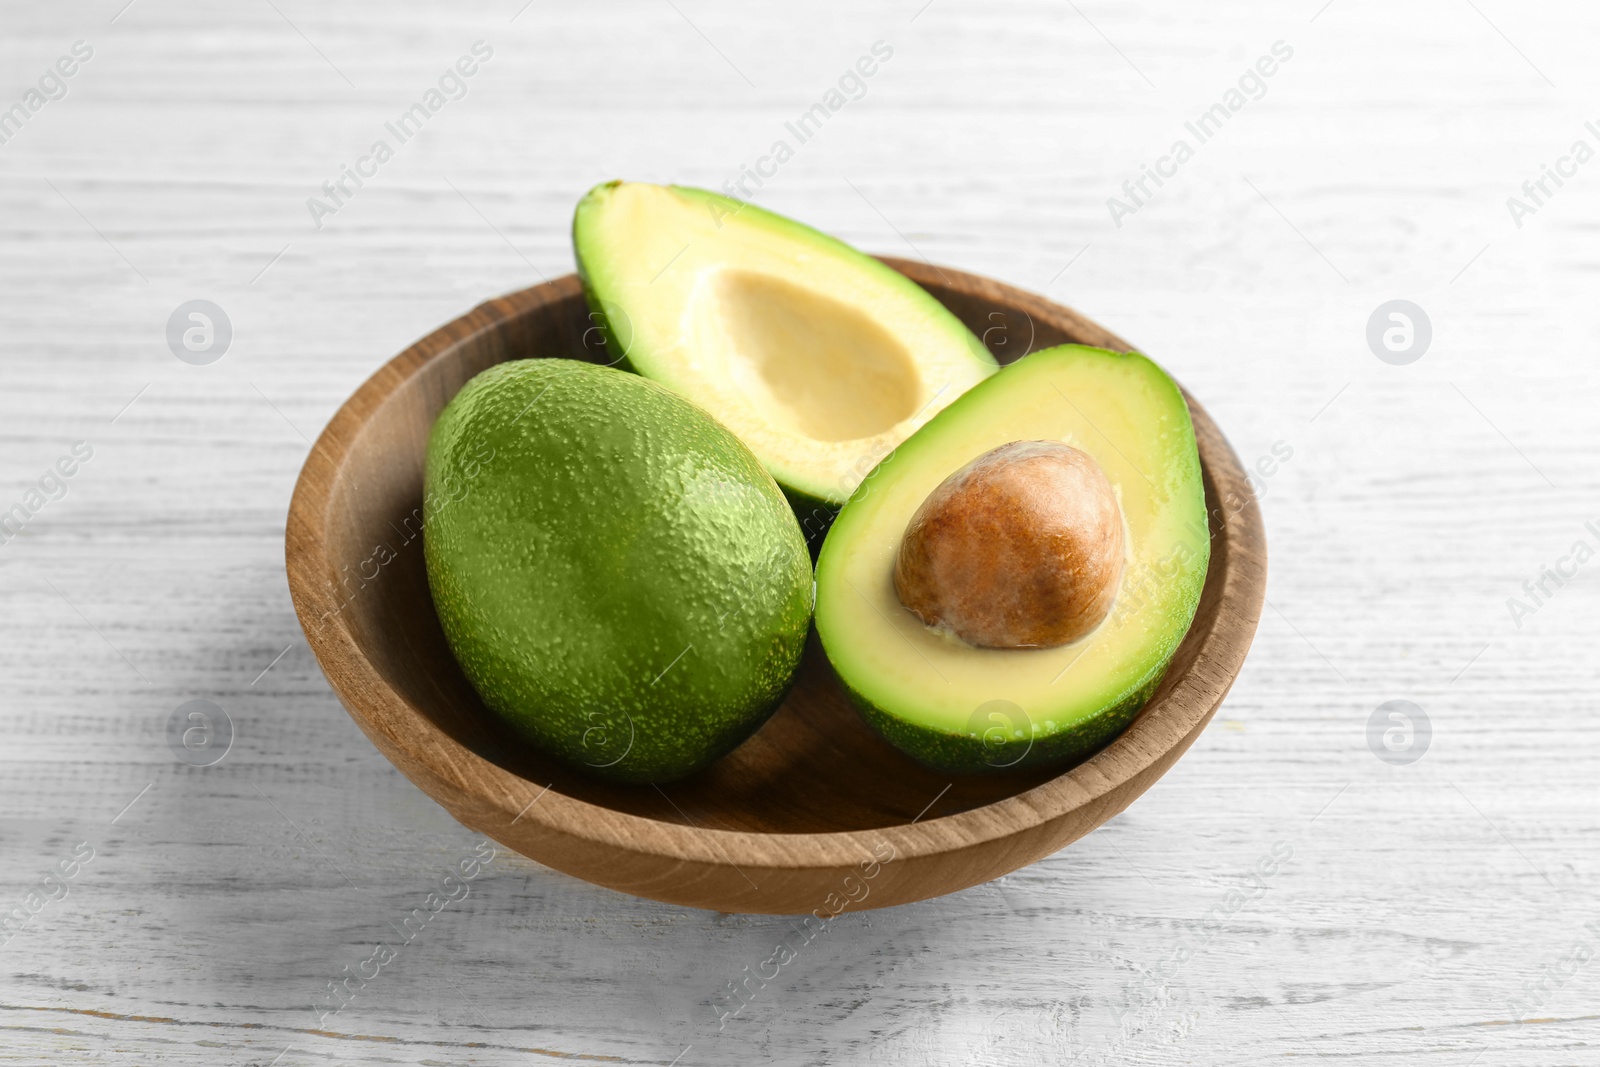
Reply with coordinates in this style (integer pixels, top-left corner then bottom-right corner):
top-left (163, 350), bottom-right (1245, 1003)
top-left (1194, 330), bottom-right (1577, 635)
top-left (285, 259), bottom-right (1267, 914)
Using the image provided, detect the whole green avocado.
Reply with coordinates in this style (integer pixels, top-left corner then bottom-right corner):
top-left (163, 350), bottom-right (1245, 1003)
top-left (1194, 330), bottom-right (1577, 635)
top-left (424, 359), bottom-right (813, 783)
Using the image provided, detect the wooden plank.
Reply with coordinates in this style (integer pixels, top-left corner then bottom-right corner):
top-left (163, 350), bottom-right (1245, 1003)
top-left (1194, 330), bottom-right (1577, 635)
top-left (0, 0), bottom-right (1596, 1062)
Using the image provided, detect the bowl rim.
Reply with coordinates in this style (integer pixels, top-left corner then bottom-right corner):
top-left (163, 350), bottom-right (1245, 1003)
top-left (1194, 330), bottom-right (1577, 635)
top-left (285, 259), bottom-right (1266, 878)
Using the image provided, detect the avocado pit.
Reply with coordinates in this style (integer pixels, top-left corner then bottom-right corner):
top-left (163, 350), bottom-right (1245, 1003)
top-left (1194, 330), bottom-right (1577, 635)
top-left (893, 440), bottom-right (1124, 649)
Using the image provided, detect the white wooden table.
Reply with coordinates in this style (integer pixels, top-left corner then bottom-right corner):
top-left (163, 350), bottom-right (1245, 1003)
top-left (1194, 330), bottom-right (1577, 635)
top-left (1, 1), bottom-right (1596, 1063)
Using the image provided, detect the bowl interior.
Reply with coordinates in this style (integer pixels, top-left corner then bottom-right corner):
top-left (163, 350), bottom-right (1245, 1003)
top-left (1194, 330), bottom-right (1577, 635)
top-left (312, 264), bottom-right (1233, 835)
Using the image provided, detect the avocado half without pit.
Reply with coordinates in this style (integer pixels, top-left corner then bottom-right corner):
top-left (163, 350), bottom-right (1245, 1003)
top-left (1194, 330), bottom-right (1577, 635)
top-left (572, 180), bottom-right (998, 540)
top-left (815, 345), bottom-right (1212, 775)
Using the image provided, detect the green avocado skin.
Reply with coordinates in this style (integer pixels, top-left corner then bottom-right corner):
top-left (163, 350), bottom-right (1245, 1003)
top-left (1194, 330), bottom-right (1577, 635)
top-left (424, 359), bottom-right (813, 784)
top-left (839, 667), bottom-right (1165, 775)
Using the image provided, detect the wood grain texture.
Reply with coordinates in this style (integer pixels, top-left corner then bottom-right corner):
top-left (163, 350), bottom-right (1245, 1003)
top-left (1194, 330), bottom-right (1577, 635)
top-left (2, 0), bottom-right (1599, 1063)
top-left (283, 260), bottom-right (1266, 914)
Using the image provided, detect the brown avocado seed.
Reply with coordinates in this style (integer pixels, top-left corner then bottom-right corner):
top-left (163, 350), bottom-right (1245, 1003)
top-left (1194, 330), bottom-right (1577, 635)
top-left (893, 440), bottom-right (1125, 649)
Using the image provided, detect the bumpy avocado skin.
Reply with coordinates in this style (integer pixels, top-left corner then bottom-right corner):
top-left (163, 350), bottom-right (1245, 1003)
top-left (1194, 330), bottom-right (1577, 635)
top-left (424, 359), bottom-right (812, 784)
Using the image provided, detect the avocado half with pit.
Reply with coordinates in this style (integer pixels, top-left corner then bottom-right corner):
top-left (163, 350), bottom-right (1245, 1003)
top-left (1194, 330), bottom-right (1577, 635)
top-left (571, 181), bottom-right (996, 531)
top-left (815, 345), bottom-right (1211, 774)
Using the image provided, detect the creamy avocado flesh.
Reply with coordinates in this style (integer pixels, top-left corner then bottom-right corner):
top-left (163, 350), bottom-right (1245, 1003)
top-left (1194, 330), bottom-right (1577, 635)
top-left (815, 345), bottom-right (1211, 773)
top-left (571, 181), bottom-right (996, 522)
